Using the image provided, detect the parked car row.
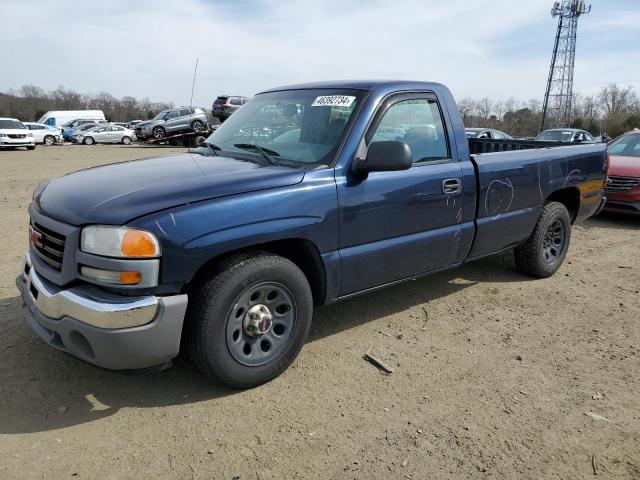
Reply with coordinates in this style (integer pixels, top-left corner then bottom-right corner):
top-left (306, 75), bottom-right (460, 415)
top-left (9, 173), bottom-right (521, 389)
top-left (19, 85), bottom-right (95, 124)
top-left (465, 127), bottom-right (598, 144)
top-left (466, 125), bottom-right (639, 215)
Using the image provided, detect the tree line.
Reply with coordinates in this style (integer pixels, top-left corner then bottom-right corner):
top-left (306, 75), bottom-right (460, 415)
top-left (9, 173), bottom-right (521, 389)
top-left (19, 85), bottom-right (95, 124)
top-left (460, 83), bottom-right (639, 139)
top-left (0, 85), bottom-right (176, 123)
top-left (1, 83), bottom-right (639, 138)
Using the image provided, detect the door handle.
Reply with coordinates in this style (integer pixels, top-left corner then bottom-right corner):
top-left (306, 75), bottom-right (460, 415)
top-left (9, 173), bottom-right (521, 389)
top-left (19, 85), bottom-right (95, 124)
top-left (442, 178), bottom-right (462, 194)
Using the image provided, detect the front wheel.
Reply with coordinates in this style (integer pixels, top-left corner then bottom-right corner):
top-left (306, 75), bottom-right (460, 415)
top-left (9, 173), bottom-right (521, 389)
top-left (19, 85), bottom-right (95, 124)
top-left (83, 136), bottom-right (95, 145)
top-left (27, 145), bottom-right (36, 150)
top-left (186, 252), bottom-right (313, 388)
top-left (515, 201), bottom-right (571, 278)
top-left (152, 126), bottom-right (166, 139)
top-left (44, 135), bottom-right (55, 146)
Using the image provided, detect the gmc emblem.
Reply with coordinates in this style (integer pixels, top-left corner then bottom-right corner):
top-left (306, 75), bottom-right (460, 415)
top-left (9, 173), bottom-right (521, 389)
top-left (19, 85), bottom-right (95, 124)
top-left (29, 225), bottom-right (43, 248)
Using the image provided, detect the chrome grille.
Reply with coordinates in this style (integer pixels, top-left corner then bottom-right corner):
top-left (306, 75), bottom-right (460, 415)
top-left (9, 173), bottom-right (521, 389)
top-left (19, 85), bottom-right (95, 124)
top-left (605, 176), bottom-right (640, 193)
top-left (30, 222), bottom-right (66, 271)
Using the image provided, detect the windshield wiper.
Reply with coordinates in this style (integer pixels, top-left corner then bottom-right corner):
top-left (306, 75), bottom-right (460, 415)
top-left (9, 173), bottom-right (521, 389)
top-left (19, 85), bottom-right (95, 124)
top-left (203, 141), bottom-right (221, 156)
top-left (233, 143), bottom-right (280, 165)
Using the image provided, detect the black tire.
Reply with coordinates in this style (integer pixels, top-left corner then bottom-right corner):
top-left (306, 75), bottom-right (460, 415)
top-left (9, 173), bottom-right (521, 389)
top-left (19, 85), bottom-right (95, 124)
top-left (515, 201), bottom-right (571, 278)
top-left (27, 145), bottom-right (36, 150)
top-left (191, 120), bottom-right (204, 133)
top-left (186, 252), bottom-right (313, 388)
top-left (84, 136), bottom-right (95, 145)
top-left (192, 135), bottom-right (206, 148)
top-left (43, 135), bottom-right (55, 146)
top-left (122, 136), bottom-right (131, 145)
top-left (152, 126), bottom-right (166, 140)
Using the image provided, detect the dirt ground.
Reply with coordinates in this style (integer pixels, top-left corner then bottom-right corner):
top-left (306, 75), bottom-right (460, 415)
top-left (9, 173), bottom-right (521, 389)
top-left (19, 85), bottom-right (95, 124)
top-left (0, 145), bottom-right (638, 480)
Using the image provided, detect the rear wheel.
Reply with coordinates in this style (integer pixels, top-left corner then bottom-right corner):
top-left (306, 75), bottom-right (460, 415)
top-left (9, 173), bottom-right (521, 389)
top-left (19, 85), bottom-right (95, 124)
top-left (122, 136), bottom-right (131, 145)
top-left (43, 135), bottom-right (55, 146)
top-left (191, 120), bottom-right (204, 133)
top-left (515, 201), bottom-right (571, 278)
top-left (186, 252), bottom-right (313, 388)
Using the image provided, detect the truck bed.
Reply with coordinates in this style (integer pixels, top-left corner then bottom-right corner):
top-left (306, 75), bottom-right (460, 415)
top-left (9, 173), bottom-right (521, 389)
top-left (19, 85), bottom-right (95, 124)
top-left (467, 142), bottom-right (608, 259)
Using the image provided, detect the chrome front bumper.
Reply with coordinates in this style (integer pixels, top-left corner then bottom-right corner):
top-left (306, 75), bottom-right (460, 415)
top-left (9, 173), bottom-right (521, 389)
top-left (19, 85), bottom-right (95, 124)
top-left (21, 253), bottom-right (159, 329)
top-left (16, 254), bottom-right (189, 370)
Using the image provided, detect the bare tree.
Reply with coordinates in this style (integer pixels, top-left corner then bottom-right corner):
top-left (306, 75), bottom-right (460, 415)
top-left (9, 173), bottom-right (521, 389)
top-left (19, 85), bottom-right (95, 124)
top-left (598, 83), bottom-right (638, 118)
top-left (457, 97), bottom-right (476, 124)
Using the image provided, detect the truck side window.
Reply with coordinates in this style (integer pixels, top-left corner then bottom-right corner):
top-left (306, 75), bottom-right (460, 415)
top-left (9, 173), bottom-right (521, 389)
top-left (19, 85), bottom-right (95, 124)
top-left (368, 98), bottom-right (449, 163)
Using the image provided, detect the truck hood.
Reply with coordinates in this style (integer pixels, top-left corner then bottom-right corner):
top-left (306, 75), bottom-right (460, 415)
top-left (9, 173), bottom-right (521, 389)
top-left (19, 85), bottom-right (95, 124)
top-left (35, 153), bottom-right (305, 225)
top-left (609, 154), bottom-right (640, 177)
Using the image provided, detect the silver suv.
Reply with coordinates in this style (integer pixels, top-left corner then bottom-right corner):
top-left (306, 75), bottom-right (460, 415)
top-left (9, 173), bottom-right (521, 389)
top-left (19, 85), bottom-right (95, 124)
top-left (136, 107), bottom-right (208, 140)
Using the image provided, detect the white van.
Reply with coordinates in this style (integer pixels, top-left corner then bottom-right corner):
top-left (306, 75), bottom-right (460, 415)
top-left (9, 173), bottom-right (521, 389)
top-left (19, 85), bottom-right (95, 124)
top-left (37, 110), bottom-right (106, 127)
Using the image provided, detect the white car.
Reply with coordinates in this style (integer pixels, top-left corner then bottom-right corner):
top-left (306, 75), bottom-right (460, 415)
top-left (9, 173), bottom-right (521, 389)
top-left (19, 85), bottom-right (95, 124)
top-left (0, 118), bottom-right (35, 150)
top-left (24, 122), bottom-right (63, 145)
top-left (74, 124), bottom-right (136, 145)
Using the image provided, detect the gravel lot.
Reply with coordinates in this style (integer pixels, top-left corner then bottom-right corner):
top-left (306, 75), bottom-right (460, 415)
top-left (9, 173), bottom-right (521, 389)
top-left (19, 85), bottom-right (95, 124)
top-left (0, 145), bottom-right (638, 479)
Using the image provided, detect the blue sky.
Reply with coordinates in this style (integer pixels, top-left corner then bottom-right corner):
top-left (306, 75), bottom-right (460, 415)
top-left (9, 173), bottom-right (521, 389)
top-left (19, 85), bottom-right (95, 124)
top-left (3, 0), bottom-right (638, 106)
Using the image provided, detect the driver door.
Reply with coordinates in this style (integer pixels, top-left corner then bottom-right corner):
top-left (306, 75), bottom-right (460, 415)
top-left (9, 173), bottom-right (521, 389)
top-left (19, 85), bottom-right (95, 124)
top-left (336, 93), bottom-right (468, 296)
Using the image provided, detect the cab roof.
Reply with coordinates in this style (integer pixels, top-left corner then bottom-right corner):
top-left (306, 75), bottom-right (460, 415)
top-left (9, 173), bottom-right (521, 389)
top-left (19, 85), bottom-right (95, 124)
top-left (259, 80), bottom-right (446, 94)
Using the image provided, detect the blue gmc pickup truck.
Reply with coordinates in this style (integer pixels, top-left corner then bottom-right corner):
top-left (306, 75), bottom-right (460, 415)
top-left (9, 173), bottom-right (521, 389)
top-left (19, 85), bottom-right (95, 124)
top-left (17, 81), bottom-right (607, 388)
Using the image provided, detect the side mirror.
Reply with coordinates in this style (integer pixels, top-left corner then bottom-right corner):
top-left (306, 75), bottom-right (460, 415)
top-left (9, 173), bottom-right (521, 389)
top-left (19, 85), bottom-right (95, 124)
top-left (353, 141), bottom-right (412, 173)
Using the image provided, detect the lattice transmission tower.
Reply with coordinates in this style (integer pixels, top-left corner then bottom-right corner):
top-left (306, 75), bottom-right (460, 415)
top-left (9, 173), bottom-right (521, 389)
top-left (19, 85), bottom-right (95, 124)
top-left (539, 0), bottom-right (591, 132)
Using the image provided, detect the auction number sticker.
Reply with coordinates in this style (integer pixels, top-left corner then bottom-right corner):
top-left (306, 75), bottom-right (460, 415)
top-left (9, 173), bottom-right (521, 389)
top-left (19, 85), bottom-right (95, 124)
top-left (311, 95), bottom-right (356, 107)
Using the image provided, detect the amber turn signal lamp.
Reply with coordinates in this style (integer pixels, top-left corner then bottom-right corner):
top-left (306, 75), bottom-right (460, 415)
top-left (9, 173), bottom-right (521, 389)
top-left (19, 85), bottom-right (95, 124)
top-left (119, 271), bottom-right (142, 285)
top-left (121, 230), bottom-right (159, 257)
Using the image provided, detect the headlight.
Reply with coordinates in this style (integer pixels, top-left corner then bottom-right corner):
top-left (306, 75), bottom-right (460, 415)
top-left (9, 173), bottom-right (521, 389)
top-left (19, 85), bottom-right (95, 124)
top-left (0, 133), bottom-right (8, 138)
top-left (81, 226), bottom-right (161, 258)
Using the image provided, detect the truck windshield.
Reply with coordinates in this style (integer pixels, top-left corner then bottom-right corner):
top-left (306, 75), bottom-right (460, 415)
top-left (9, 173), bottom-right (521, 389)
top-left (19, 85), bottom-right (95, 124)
top-left (205, 89), bottom-right (365, 166)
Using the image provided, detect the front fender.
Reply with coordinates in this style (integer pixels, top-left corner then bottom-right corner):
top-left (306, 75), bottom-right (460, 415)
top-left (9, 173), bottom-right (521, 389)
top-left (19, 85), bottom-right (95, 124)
top-left (129, 169), bottom-right (340, 292)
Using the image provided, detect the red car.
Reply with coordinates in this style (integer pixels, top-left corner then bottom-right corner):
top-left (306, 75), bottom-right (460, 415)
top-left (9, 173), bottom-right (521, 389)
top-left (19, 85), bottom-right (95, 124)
top-left (604, 131), bottom-right (640, 214)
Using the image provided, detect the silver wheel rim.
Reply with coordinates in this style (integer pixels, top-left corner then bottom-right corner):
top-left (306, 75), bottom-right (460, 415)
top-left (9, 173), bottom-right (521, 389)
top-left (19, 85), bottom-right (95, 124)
top-left (123, 136), bottom-right (131, 144)
top-left (542, 219), bottom-right (565, 264)
top-left (86, 137), bottom-right (93, 144)
top-left (225, 281), bottom-right (296, 367)
top-left (153, 128), bottom-right (165, 139)
top-left (193, 122), bottom-right (203, 132)
top-left (45, 136), bottom-right (53, 145)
